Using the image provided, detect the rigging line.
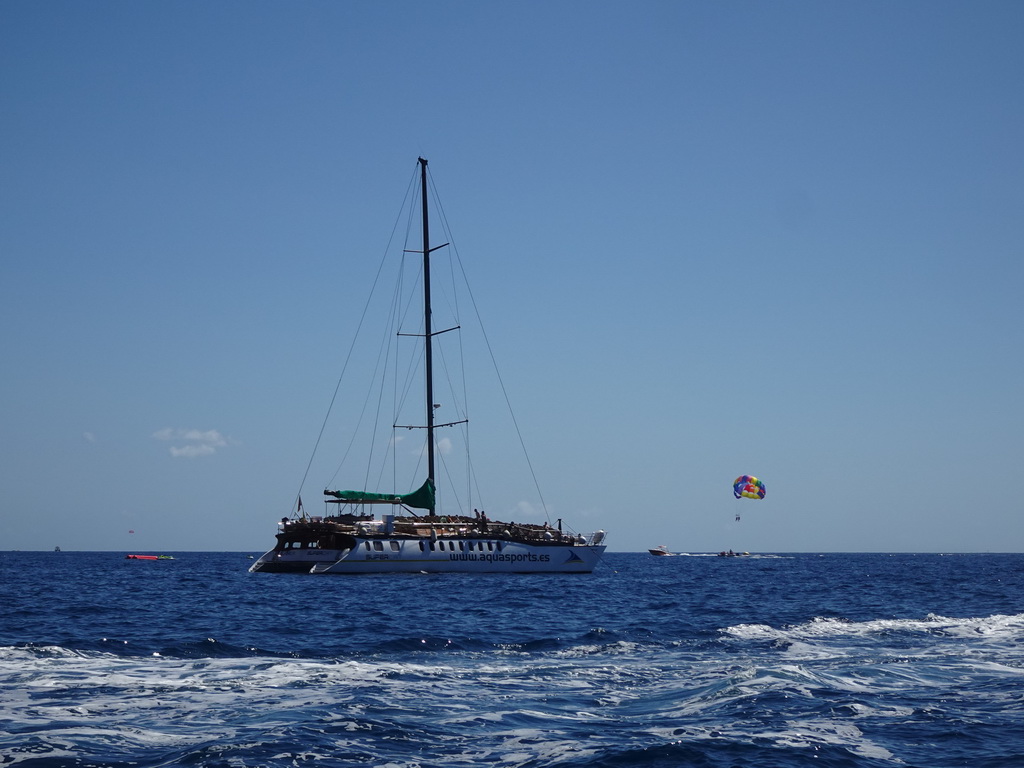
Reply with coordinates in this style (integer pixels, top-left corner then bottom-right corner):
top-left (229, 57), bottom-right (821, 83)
top-left (429, 170), bottom-right (550, 522)
top-left (433, 338), bottom-right (467, 425)
top-left (327, 235), bottom-right (406, 494)
top-left (448, 241), bottom-right (552, 525)
top-left (329, 244), bottom-right (406, 491)
top-left (368, 185), bottom-right (427, 497)
top-left (427, 171), bottom-right (475, 510)
top-left (428, 171), bottom-right (555, 529)
top-left (328, 340), bottom-right (382, 489)
top-left (425, 197), bottom-right (468, 421)
top-left (405, 216), bottom-right (467, 431)
top-left (469, 451), bottom-right (485, 519)
top-left (388, 250), bottom-right (403, 497)
top-left (426, 169), bottom-right (457, 316)
top-left (362, 271), bottom-right (403, 494)
top-left (390, 176), bottom-right (432, 496)
top-left (424, 171), bottom-right (463, 328)
top-left (391, 181), bottom-right (430, 432)
top-left (377, 216), bottom-right (431, 496)
top-left (430, 331), bottom-right (472, 510)
top-left (435, 443), bottom-right (464, 516)
top-left (397, 204), bottom-right (425, 332)
top-left (293, 164), bottom-right (420, 511)
top-left (431, 179), bottom-right (565, 529)
top-left (378, 296), bottom-right (430, 496)
top-left (394, 256), bottom-right (428, 422)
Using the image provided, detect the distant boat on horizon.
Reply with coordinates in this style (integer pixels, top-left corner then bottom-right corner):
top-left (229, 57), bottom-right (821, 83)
top-left (648, 545), bottom-right (675, 556)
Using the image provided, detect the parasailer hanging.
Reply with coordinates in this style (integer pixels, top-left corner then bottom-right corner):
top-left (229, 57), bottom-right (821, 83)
top-left (733, 475), bottom-right (765, 521)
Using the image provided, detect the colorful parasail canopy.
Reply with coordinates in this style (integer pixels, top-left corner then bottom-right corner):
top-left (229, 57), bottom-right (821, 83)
top-left (733, 475), bottom-right (766, 500)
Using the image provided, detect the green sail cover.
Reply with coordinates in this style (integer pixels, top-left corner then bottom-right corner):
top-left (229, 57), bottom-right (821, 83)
top-left (324, 478), bottom-right (435, 512)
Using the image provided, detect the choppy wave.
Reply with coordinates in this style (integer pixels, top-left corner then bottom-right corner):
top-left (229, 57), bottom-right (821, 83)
top-left (4, 607), bottom-right (1024, 768)
top-left (2, 642), bottom-right (898, 766)
top-left (725, 611), bottom-right (1024, 641)
top-left (3, 552), bottom-right (1024, 767)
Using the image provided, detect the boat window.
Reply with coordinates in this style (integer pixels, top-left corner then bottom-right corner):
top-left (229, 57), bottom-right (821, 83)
top-left (364, 542), bottom-right (371, 551)
top-left (458, 541), bottom-right (464, 551)
top-left (448, 542), bottom-right (455, 551)
top-left (389, 541), bottom-right (400, 552)
top-left (373, 541), bottom-right (384, 551)
top-left (419, 541), bottom-right (425, 552)
top-left (487, 542), bottom-right (494, 551)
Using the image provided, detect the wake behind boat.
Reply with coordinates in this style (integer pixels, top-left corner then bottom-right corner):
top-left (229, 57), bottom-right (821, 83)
top-left (250, 159), bottom-right (606, 575)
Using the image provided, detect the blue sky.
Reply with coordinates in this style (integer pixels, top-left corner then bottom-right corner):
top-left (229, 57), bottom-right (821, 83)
top-left (2, 1), bottom-right (1022, 553)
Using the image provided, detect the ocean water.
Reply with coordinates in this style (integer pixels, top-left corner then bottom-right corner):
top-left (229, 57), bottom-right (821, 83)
top-left (1, 552), bottom-right (1022, 768)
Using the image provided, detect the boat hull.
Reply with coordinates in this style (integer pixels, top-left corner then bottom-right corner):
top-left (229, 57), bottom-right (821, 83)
top-left (250, 538), bottom-right (606, 574)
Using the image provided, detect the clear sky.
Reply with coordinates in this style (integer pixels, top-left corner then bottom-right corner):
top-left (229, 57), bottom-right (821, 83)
top-left (2, 1), bottom-right (1022, 553)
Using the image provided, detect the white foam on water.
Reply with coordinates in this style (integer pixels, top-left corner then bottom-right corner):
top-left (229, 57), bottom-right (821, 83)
top-left (649, 718), bottom-right (902, 764)
top-left (2, 623), bottom-right (1020, 768)
top-left (0, 746), bottom-right (79, 767)
top-left (553, 639), bottom-right (643, 658)
top-left (756, 719), bottom-right (899, 762)
top-left (0, 645), bottom-right (480, 756)
top-left (725, 612), bottom-right (1024, 642)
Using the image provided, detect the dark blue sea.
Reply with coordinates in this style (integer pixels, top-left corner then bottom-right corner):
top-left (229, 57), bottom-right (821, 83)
top-left (1, 552), bottom-right (1022, 767)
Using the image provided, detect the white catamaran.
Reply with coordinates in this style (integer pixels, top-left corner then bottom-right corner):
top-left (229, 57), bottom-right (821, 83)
top-left (250, 158), bottom-right (606, 574)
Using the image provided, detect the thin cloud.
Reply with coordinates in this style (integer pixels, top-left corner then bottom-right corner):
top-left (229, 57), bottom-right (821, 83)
top-left (170, 444), bottom-right (217, 458)
top-left (515, 500), bottom-right (543, 519)
top-left (153, 428), bottom-right (231, 458)
top-left (414, 437), bottom-right (452, 456)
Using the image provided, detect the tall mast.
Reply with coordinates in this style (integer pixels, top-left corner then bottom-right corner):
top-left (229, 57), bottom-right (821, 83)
top-left (419, 157), bottom-right (435, 486)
